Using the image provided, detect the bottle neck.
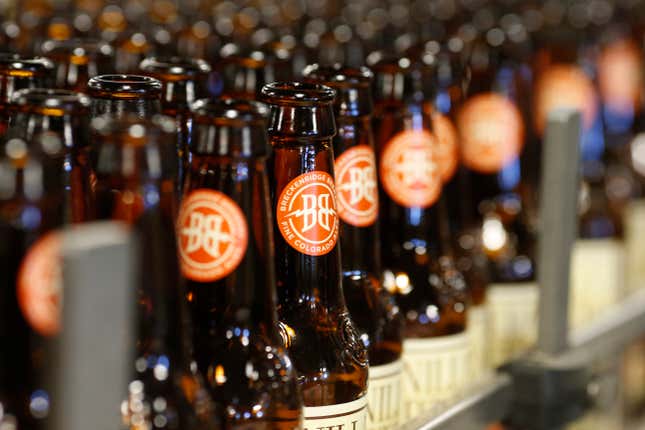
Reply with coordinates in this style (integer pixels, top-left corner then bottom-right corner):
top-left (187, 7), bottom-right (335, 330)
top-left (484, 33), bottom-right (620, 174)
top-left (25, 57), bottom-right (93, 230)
top-left (184, 155), bottom-right (280, 332)
top-left (90, 98), bottom-right (162, 119)
top-left (12, 111), bottom-right (88, 150)
top-left (160, 79), bottom-right (198, 112)
top-left (334, 115), bottom-right (381, 275)
top-left (135, 202), bottom-right (191, 363)
top-left (269, 138), bottom-right (346, 310)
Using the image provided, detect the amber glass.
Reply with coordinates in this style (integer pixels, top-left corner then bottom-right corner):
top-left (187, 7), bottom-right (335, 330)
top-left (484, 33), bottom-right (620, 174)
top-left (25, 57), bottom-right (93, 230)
top-left (412, 41), bottom-right (491, 306)
top-left (0, 55), bottom-right (54, 134)
top-left (40, 38), bottom-right (114, 92)
top-left (260, 82), bottom-right (368, 406)
top-left (217, 44), bottom-right (274, 100)
top-left (9, 88), bottom-right (95, 223)
top-left (91, 115), bottom-right (219, 430)
top-left (139, 56), bottom-right (212, 192)
top-left (459, 31), bottom-right (536, 283)
top-left (302, 64), bottom-right (404, 366)
top-left (369, 54), bottom-right (467, 338)
top-left (87, 74), bottom-right (162, 119)
top-left (182, 98), bottom-right (303, 429)
top-left (0, 135), bottom-right (66, 430)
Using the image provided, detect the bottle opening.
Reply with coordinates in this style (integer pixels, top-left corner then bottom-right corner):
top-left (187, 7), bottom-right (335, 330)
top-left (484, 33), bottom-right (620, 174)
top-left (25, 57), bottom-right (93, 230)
top-left (260, 81), bottom-right (336, 106)
top-left (12, 89), bottom-right (91, 116)
top-left (41, 38), bottom-right (115, 59)
top-left (0, 55), bottom-right (55, 77)
top-left (191, 98), bottom-right (268, 124)
top-left (139, 56), bottom-right (211, 79)
top-left (303, 64), bottom-right (373, 88)
top-left (88, 74), bottom-right (162, 99)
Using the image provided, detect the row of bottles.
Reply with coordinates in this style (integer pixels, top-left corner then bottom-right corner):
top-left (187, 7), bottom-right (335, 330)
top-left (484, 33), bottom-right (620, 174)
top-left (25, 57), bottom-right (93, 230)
top-left (2, 0), bottom-right (645, 429)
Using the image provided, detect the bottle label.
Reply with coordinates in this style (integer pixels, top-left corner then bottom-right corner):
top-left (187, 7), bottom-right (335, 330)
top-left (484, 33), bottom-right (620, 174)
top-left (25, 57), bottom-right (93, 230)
top-left (401, 332), bottom-right (471, 421)
top-left (570, 239), bottom-right (624, 329)
top-left (625, 199), bottom-right (645, 293)
top-left (367, 360), bottom-right (403, 430)
top-left (276, 171), bottom-right (339, 256)
top-left (334, 145), bottom-right (378, 227)
top-left (17, 231), bottom-right (62, 337)
top-left (303, 396), bottom-right (368, 430)
top-left (177, 189), bottom-right (248, 282)
top-left (431, 113), bottom-right (459, 182)
top-left (379, 129), bottom-right (441, 208)
top-left (534, 64), bottom-right (597, 135)
top-left (457, 93), bottom-right (524, 174)
top-left (486, 282), bottom-right (539, 366)
top-left (598, 38), bottom-right (642, 116)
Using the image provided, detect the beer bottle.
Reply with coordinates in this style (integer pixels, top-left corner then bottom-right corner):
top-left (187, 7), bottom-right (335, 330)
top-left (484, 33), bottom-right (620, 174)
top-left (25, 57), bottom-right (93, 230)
top-left (40, 38), bottom-right (115, 92)
top-left (369, 52), bottom-right (470, 420)
top-left (457, 27), bottom-right (538, 366)
top-left (180, 98), bottom-right (303, 429)
top-left (261, 82), bottom-right (369, 429)
top-left (87, 74), bottom-right (162, 119)
top-left (91, 114), bottom-right (219, 430)
top-left (9, 88), bottom-right (95, 223)
top-left (412, 39), bottom-right (492, 378)
top-left (302, 64), bottom-right (404, 430)
top-left (0, 55), bottom-right (54, 133)
top-left (139, 56), bottom-right (212, 194)
top-left (217, 43), bottom-right (273, 100)
top-left (0, 133), bottom-right (66, 430)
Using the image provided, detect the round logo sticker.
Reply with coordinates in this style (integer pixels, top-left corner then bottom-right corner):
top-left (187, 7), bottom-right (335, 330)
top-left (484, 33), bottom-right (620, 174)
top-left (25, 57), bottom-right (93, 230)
top-left (276, 171), bottom-right (339, 256)
top-left (457, 93), bottom-right (524, 174)
top-left (334, 145), bottom-right (378, 227)
top-left (380, 129), bottom-right (441, 208)
top-left (534, 64), bottom-right (597, 135)
top-left (598, 39), bottom-right (643, 115)
top-left (431, 113), bottom-right (459, 182)
top-left (177, 189), bottom-right (248, 282)
top-left (17, 231), bottom-right (62, 337)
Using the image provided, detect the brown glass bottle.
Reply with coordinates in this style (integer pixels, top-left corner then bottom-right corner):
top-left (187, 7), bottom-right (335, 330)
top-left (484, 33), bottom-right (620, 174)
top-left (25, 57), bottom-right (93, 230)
top-left (302, 64), bottom-right (404, 430)
top-left (139, 56), bottom-right (212, 193)
top-left (9, 89), bottom-right (95, 223)
top-left (458, 28), bottom-right (540, 367)
top-left (87, 74), bottom-right (162, 120)
top-left (0, 134), bottom-right (66, 430)
top-left (91, 114), bottom-right (219, 430)
top-left (370, 54), bottom-right (470, 419)
top-left (217, 43), bottom-right (273, 100)
top-left (260, 82), bottom-right (369, 429)
top-left (180, 98), bottom-right (303, 429)
top-left (0, 55), bottom-right (54, 134)
top-left (40, 38), bottom-right (114, 92)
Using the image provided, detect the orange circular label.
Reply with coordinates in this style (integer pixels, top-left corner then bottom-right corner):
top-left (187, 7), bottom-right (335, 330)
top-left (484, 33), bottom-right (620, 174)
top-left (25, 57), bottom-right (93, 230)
top-left (276, 171), bottom-right (339, 256)
top-left (457, 93), bottom-right (525, 174)
top-left (534, 64), bottom-right (597, 135)
top-left (380, 129), bottom-right (442, 208)
top-left (177, 189), bottom-right (248, 282)
top-left (431, 113), bottom-right (459, 181)
top-left (334, 145), bottom-right (378, 227)
top-left (598, 39), bottom-right (643, 115)
top-left (17, 231), bottom-right (62, 337)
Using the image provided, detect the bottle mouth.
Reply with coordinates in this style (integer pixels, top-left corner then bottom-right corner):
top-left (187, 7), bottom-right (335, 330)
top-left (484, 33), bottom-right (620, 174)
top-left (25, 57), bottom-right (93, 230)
top-left (219, 43), bottom-right (268, 68)
top-left (366, 51), bottom-right (414, 74)
top-left (11, 88), bottom-right (91, 116)
top-left (302, 64), bottom-right (373, 88)
top-left (0, 55), bottom-right (55, 77)
top-left (191, 98), bottom-right (268, 125)
top-left (260, 82), bottom-right (336, 106)
top-left (88, 74), bottom-right (162, 99)
top-left (40, 38), bottom-right (114, 60)
top-left (139, 56), bottom-right (211, 80)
